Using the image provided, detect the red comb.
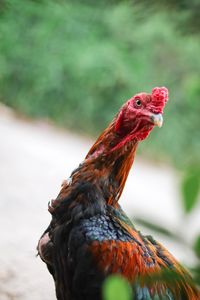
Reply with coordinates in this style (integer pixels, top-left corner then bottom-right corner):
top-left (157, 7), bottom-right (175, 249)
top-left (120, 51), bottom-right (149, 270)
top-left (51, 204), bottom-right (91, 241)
top-left (151, 87), bottom-right (168, 113)
top-left (152, 87), bottom-right (168, 103)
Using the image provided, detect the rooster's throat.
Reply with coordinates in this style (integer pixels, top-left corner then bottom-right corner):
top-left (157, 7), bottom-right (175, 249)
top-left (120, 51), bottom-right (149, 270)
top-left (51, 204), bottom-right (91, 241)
top-left (90, 139), bottom-right (138, 205)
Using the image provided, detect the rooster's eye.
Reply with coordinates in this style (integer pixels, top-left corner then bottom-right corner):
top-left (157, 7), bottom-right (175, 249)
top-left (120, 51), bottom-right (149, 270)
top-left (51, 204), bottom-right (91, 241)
top-left (135, 99), bottom-right (142, 107)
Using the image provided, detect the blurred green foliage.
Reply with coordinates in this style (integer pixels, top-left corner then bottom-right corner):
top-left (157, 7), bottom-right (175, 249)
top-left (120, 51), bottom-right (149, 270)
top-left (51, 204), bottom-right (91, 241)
top-left (0, 0), bottom-right (200, 168)
top-left (181, 168), bottom-right (200, 213)
top-left (194, 235), bottom-right (200, 259)
top-left (137, 0), bottom-right (200, 35)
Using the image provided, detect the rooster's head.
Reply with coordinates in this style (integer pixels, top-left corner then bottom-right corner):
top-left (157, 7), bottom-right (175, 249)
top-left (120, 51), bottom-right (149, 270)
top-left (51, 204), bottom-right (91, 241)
top-left (114, 87), bottom-right (168, 144)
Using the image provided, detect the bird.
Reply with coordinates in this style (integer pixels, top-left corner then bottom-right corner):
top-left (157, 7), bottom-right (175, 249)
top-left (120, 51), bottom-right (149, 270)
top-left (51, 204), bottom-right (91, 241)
top-left (37, 87), bottom-right (199, 300)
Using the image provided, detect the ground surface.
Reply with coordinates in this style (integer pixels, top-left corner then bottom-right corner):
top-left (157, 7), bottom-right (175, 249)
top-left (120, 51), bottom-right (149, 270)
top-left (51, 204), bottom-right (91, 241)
top-left (0, 104), bottom-right (199, 300)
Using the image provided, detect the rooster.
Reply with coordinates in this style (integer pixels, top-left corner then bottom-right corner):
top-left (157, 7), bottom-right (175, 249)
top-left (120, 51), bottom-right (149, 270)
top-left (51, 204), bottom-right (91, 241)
top-left (38, 87), bottom-right (199, 300)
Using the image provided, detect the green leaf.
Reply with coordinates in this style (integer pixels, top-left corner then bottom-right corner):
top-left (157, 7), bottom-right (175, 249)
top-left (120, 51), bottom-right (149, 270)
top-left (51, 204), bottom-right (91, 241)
top-left (193, 235), bottom-right (200, 259)
top-left (181, 170), bottom-right (200, 213)
top-left (103, 275), bottom-right (132, 300)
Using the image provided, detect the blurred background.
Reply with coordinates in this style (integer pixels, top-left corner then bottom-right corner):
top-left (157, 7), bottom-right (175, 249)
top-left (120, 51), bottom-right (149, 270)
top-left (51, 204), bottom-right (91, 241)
top-left (0, 0), bottom-right (199, 299)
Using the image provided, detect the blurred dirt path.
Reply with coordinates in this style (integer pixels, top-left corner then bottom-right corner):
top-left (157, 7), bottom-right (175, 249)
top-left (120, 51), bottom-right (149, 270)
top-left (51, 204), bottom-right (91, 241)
top-left (0, 104), bottom-right (199, 300)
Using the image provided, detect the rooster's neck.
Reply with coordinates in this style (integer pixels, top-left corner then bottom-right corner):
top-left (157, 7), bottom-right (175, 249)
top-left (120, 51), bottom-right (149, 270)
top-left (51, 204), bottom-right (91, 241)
top-left (85, 120), bottom-right (138, 205)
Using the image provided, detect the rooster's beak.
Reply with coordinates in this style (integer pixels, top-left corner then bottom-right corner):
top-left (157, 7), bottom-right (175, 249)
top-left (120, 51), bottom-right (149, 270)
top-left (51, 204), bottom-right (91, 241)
top-left (150, 113), bottom-right (163, 128)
